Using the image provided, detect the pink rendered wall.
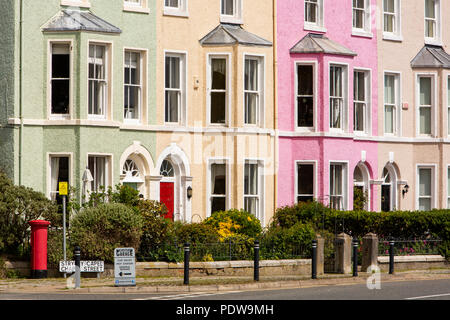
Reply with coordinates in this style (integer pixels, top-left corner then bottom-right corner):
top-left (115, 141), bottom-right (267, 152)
top-left (277, 0), bottom-right (379, 210)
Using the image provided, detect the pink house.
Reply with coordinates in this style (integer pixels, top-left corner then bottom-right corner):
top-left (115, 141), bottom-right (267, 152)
top-left (277, 0), bottom-right (379, 211)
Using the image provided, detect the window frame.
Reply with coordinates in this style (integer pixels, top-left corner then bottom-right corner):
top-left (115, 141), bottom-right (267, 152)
top-left (87, 41), bottom-right (112, 120)
top-left (164, 0), bottom-right (189, 17)
top-left (164, 50), bottom-right (187, 126)
top-left (352, 0), bottom-right (372, 37)
top-left (295, 160), bottom-right (317, 204)
top-left (243, 54), bottom-right (265, 128)
top-left (329, 63), bottom-right (349, 133)
top-left (207, 53), bottom-right (231, 127)
top-left (382, 0), bottom-right (402, 41)
top-left (61, 0), bottom-right (91, 8)
top-left (220, 0), bottom-right (243, 24)
top-left (295, 60), bottom-right (317, 132)
top-left (353, 68), bottom-right (371, 135)
top-left (123, 0), bottom-right (150, 13)
top-left (304, 0), bottom-right (326, 33)
top-left (48, 40), bottom-right (73, 120)
top-left (243, 159), bottom-right (264, 225)
top-left (424, 0), bottom-right (441, 45)
top-left (416, 164), bottom-right (436, 211)
top-left (47, 152), bottom-right (73, 201)
top-left (329, 161), bottom-right (349, 211)
top-left (123, 49), bottom-right (145, 124)
top-left (415, 73), bottom-right (437, 137)
top-left (207, 158), bottom-right (230, 217)
top-left (87, 153), bottom-right (113, 193)
top-left (383, 71), bottom-right (402, 136)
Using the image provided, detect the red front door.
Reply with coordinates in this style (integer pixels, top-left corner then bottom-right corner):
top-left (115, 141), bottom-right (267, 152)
top-left (160, 182), bottom-right (174, 220)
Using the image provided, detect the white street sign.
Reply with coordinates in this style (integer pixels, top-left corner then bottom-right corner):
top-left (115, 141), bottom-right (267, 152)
top-left (59, 260), bottom-right (104, 273)
top-left (114, 248), bottom-right (136, 286)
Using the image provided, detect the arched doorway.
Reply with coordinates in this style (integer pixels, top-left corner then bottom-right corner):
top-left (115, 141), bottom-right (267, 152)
top-left (381, 163), bottom-right (398, 212)
top-left (353, 162), bottom-right (370, 210)
top-left (155, 144), bottom-right (192, 222)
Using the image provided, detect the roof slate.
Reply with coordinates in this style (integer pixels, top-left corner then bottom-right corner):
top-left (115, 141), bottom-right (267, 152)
top-left (200, 24), bottom-right (272, 47)
top-left (290, 33), bottom-right (357, 56)
top-left (410, 45), bottom-right (450, 69)
top-left (42, 10), bottom-right (122, 34)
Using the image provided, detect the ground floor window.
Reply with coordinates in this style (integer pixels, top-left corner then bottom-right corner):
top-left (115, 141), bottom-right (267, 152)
top-left (330, 163), bottom-right (346, 210)
top-left (210, 163), bottom-right (227, 215)
top-left (297, 163), bottom-right (314, 203)
top-left (49, 156), bottom-right (69, 203)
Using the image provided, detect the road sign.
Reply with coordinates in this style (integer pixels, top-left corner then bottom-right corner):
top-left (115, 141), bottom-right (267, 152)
top-left (114, 248), bottom-right (136, 287)
top-left (59, 182), bottom-right (68, 196)
top-left (59, 260), bottom-right (104, 273)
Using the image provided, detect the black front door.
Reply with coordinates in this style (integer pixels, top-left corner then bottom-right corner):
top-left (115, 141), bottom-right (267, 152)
top-left (381, 185), bottom-right (391, 212)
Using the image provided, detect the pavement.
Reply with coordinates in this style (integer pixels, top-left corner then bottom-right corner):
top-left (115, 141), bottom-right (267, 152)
top-left (1, 269), bottom-right (449, 294)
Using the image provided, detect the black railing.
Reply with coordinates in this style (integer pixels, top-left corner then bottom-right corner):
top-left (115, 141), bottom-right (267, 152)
top-left (378, 238), bottom-right (443, 256)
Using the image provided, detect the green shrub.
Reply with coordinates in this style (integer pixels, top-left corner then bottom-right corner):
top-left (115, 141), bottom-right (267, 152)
top-left (0, 171), bottom-right (58, 255)
top-left (174, 223), bottom-right (220, 244)
top-left (204, 209), bottom-right (262, 239)
top-left (70, 203), bottom-right (143, 263)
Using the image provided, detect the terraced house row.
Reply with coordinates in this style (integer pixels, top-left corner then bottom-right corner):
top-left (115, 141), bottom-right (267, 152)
top-left (1, 0), bottom-right (450, 227)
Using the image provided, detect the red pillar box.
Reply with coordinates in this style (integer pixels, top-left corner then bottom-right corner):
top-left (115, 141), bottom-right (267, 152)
top-left (29, 220), bottom-right (51, 279)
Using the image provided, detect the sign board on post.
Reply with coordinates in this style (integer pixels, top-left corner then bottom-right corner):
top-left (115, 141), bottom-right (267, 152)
top-left (59, 182), bottom-right (68, 196)
top-left (59, 261), bottom-right (104, 273)
top-left (114, 248), bottom-right (136, 287)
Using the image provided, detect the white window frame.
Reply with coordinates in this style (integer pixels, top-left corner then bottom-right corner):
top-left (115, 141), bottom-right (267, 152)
top-left (164, 0), bottom-right (189, 17)
top-left (329, 161), bottom-right (349, 211)
top-left (243, 54), bottom-right (265, 128)
top-left (61, 0), bottom-right (91, 8)
top-left (295, 60), bottom-right (317, 132)
top-left (304, 0), bottom-right (326, 33)
top-left (295, 160), bottom-right (317, 204)
top-left (164, 50), bottom-right (187, 126)
top-left (123, 49), bottom-right (144, 124)
top-left (220, 0), bottom-right (243, 24)
top-left (416, 164), bottom-right (436, 211)
top-left (447, 75), bottom-right (450, 136)
top-left (415, 73), bottom-right (437, 137)
top-left (87, 42), bottom-right (112, 120)
top-left (47, 153), bottom-right (73, 201)
top-left (329, 63), bottom-right (349, 133)
top-left (207, 53), bottom-right (231, 127)
top-left (383, 0), bottom-right (402, 41)
top-left (353, 162), bottom-right (371, 211)
top-left (424, 0), bottom-right (441, 45)
top-left (87, 153), bottom-right (113, 193)
top-left (383, 71), bottom-right (401, 136)
top-left (48, 40), bottom-right (73, 120)
top-left (352, 0), bottom-right (372, 37)
top-left (207, 158), bottom-right (230, 217)
top-left (353, 68), bottom-right (371, 135)
top-left (123, 0), bottom-right (150, 13)
top-left (243, 159), bottom-right (264, 225)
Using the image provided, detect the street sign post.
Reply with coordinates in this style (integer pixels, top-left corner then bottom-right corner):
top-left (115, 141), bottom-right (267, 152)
top-left (59, 260), bottom-right (105, 273)
top-left (59, 181), bottom-right (68, 278)
top-left (114, 248), bottom-right (136, 287)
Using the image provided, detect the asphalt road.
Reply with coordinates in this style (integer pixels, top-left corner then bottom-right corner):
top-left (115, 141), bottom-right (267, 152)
top-left (0, 279), bottom-right (449, 301)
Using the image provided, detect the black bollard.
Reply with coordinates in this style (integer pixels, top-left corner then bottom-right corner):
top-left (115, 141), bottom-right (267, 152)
top-left (184, 243), bottom-right (190, 285)
top-left (311, 240), bottom-right (317, 279)
top-left (74, 246), bottom-right (81, 289)
top-left (389, 240), bottom-right (395, 274)
top-left (352, 238), bottom-right (358, 277)
top-left (254, 241), bottom-right (260, 281)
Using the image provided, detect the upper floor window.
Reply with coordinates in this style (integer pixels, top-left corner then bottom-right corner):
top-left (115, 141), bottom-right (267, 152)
top-left (296, 63), bottom-right (314, 129)
top-left (244, 56), bottom-right (264, 126)
top-left (304, 0), bottom-right (325, 32)
top-left (220, 0), bottom-right (242, 24)
top-left (353, 70), bottom-right (370, 134)
top-left (208, 55), bottom-right (229, 125)
top-left (124, 50), bottom-right (143, 123)
top-left (383, 0), bottom-right (402, 40)
top-left (164, 0), bottom-right (188, 16)
top-left (50, 42), bottom-right (71, 118)
top-left (165, 52), bottom-right (186, 125)
top-left (352, 0), bottom-right (372, 36)
top-left (425, 0), bottom-right (441, 45)
top-left (417, 75), bottom-right (434, 136)
top-left (330, 65), bottom-right (347, 131)
top-left (124, 0), bottom-right (149, 13)
top-left (88, 43), bottom-right (110, 119)
top-left (384, 72), bottom-right (400, 135)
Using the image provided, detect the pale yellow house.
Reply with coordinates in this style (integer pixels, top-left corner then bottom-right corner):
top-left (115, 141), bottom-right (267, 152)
top-left (377, 0), bottom-right (450, 211)
top-left (153, 0), bottom-right (276, 225)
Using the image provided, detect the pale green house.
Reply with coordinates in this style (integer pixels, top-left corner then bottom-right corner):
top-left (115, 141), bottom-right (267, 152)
top-left (0, 0), bottom-right (157, 205)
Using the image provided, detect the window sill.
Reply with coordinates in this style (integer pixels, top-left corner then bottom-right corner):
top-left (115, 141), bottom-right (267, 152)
top-left (303, 23), bottom-right (327, 33)
top-left (49, 115), bottom-right (71, 121)
top-left (383, 33), bottom-right (403, 42)
top-left (124, 119), bottom-right (142, 125)
top-left (123, 6), bottom-right (150, 14)
top-left (163, 8), bottom-right (189, 18)
top-left (424, 38), bottom-right (442, 46)
top-left (220, 16), bottom-right (243, 25)
top-left (295, 127), bottom-right (315, 133)
top-left (351, 29), bottom-right (373, 39)
top-left (61, 0), bottom-right (91, 8)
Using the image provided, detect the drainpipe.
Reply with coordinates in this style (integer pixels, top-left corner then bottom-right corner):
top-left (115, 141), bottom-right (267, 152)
top-left (272, 0), bottom-right (278, 214)
top-left (19, 0), bottom-right (24, 186)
